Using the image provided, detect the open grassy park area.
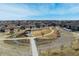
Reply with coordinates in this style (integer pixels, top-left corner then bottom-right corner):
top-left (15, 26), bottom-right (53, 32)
top-left (0, 25), bottom-right (78, 56)
top-left (0, 20), bottom-right (78, 56)
top-left (0, 26), bottom-right (60, 56)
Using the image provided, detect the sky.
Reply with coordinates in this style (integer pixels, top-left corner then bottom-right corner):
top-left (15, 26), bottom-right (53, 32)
top-left (0, 3), bottom-right (79, 20)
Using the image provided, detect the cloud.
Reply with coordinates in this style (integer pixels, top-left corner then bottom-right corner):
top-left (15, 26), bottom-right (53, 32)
top-left (0, 3), bottom-right (79, 20)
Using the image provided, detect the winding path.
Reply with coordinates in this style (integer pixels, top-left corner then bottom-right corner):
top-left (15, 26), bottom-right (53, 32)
top-left (51, 26), bottom-right (74, 48)
top-left (0, 27), bottom-right (74, 56)
top-left (38, 26), bottom-right (74, 50)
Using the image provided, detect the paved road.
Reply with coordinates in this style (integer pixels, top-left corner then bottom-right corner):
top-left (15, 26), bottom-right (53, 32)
top-left (0, 27), bottom-right (74, 55)
top-left (30, 37), bottom-right (38, 56)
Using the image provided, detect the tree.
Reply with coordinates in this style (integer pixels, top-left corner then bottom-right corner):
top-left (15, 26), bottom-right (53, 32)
top-left (35, 23), bottom-right (40, 28)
